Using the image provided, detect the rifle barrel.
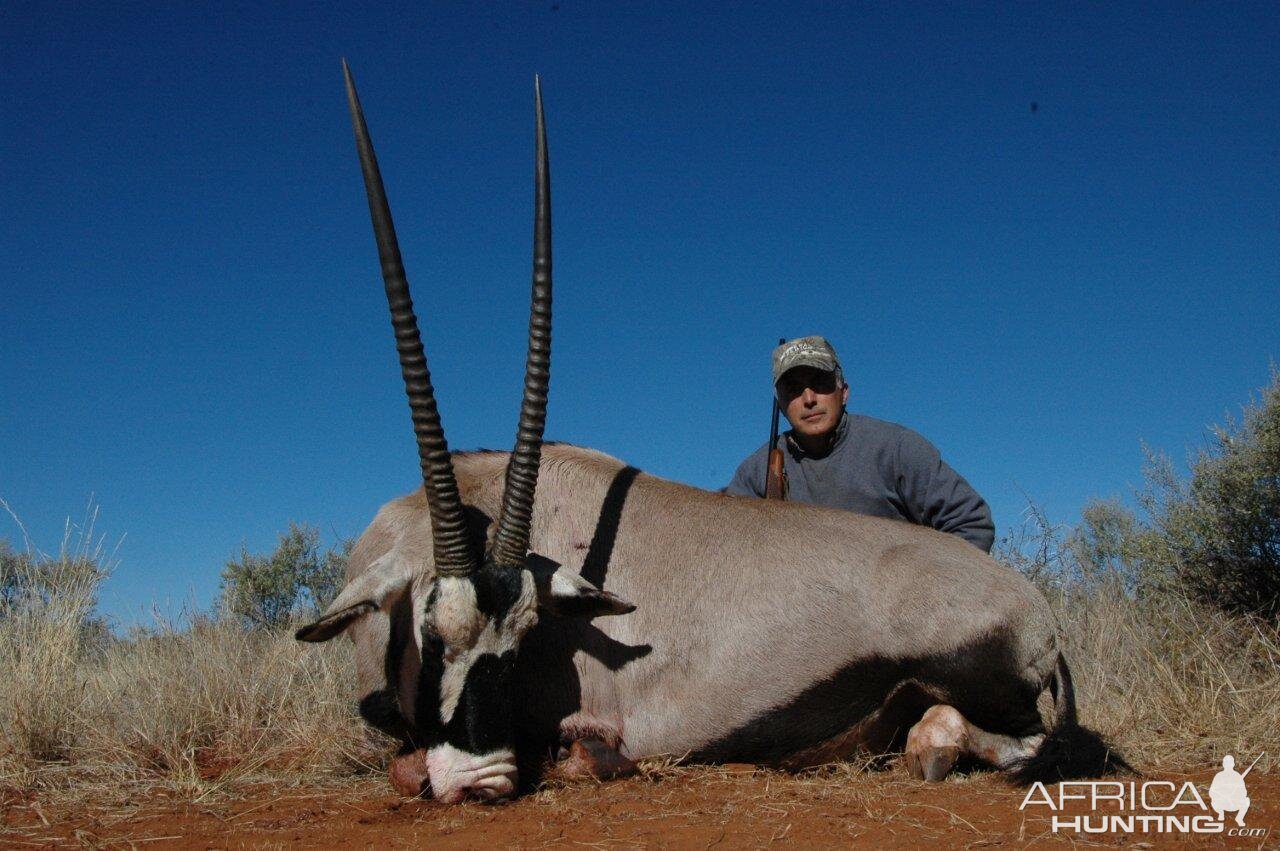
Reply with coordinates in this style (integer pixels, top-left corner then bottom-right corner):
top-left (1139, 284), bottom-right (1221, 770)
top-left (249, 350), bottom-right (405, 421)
top-left (763, 337), bottom-right (786, 499)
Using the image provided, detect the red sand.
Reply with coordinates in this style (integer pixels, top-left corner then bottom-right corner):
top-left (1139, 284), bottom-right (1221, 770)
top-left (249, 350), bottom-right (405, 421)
top-left (5, 767), bottom-right (1275, 849)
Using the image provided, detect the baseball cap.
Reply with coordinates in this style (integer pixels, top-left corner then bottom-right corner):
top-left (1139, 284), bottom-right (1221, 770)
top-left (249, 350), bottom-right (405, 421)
top-left (772, 336), bottom-right (842, 384)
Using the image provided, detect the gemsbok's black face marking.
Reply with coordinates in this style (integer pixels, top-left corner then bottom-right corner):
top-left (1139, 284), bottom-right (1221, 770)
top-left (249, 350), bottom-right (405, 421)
top-left (401, 565), bottom-right (539, 801)
top-left (294, 64), bottom-right (634, 804)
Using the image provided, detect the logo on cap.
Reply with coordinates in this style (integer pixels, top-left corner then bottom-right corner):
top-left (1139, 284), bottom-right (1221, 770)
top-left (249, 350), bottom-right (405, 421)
top-left (772, 336), bottom-right (841, 384)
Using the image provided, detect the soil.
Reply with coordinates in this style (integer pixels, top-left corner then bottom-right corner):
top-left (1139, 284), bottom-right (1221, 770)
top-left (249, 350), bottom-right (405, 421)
top-left (4, 765), bottom-right (1276, 849)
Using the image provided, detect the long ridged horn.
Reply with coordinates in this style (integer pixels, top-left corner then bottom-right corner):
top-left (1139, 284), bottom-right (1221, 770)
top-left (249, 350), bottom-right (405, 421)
top-left (342, 60), bottom-right (477, 577)
top-left (489, 76), bottom-right (552, 569)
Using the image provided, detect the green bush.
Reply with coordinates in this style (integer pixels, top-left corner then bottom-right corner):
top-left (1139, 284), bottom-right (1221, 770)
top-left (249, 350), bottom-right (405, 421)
top-left (1070, 371), bottom-right (1280, 621)
top-left (218, 524), bottom-right (350, 631)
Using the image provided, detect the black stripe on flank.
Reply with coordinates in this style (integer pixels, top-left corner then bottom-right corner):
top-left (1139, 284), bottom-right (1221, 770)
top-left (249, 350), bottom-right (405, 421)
top-left (692, 628), bottom-right (1045, 764)
top-left (580, 465), bottom-right (641, 588)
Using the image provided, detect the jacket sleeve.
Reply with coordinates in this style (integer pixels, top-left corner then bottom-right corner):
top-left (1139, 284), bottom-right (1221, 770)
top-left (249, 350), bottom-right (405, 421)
top-left (893, 430), bottom-right (995, 553)
top-left (725, 445), bottom-right (767, 497)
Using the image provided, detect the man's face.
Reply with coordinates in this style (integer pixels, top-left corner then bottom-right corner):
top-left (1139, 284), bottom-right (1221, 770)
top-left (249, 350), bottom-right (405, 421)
top-left (777, 366), bottom-right (848, 440)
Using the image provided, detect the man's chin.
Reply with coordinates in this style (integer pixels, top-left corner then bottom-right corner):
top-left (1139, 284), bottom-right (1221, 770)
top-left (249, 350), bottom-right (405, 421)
top-left (796, 417), bottom-right (833, 436)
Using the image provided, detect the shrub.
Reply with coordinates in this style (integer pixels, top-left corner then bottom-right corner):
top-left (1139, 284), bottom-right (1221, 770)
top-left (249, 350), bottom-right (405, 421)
top-left (1, 539), bottom-right (106, 618)
top-left (1067, 371), bottom-right (1280, 622)
top-left (218, 523), bottom-right (350, 631)
top-left (1151, 372), bottom-right (1280, 620)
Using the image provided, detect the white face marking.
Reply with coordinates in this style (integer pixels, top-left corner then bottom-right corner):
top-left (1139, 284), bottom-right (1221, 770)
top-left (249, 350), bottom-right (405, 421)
top-left (425, 742), bottom-right (517, 804)
top-left (435, 570), bottom-right (538, 725)
top-left (432, 575), bottom-right (483, 649)
top-left (549, 567), bottom-right (583, 600)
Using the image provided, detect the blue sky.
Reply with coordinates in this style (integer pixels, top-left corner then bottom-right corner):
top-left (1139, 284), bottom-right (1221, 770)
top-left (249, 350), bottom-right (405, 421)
top-left (3, 2), bottom-right (1276, 627)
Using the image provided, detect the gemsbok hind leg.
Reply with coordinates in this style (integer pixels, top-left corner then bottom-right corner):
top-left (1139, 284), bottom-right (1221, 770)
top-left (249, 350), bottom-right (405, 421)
top-left (905, 704), bottom-right (1043, 782)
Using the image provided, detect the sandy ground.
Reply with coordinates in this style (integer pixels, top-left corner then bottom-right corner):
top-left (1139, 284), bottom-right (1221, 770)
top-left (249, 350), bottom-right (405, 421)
top-left (4, 765), bottom-right (1276, 849)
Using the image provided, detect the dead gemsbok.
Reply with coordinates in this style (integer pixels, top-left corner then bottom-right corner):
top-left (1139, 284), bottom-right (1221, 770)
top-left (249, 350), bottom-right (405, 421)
top-left (296, 64), bottom-right (1125, 803)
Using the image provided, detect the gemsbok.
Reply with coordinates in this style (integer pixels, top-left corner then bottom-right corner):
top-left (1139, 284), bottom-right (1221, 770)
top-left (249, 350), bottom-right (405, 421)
top-left (297, 63), bottom-right (1123, 804)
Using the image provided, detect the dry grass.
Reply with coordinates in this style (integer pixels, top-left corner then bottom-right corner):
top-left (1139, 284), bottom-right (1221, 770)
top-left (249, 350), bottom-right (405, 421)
top-left (1, 501), bottom-right (111, 791)
top-left (1, 617), bottom-right (374, 802)
top-left (2, 507), bottom-right (1276, 810)
top-left (0, 508), bottom-right (376, 804)
top-left (79, 619), bottom-right (371, 788)
top-left (1050, 577), bottom-right (1279, 772)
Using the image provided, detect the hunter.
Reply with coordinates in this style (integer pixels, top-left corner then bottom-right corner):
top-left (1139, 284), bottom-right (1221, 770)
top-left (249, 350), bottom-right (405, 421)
top-left (726, 336), bottom-right (995, 552)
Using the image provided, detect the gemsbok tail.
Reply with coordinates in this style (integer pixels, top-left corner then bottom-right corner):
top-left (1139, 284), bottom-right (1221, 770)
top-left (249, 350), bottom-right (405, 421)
top-left (1009, 652), bottom-right (1133, 784)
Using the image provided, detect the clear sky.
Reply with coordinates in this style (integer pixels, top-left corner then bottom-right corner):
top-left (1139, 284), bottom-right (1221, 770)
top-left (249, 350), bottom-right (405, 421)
top-left (3, 2), bottom-right (1276, 628)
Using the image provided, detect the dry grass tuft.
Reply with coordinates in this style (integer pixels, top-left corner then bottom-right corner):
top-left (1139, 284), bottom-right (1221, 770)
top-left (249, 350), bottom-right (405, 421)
top-left (1049, 577), bottom-right (1279, 772)
top-left (2, 618), bottom-right (376, 802)
top-left (79, 618), bottom-right (373, 792)
top-left (0, 505), bottom-right (377, 803)
top-left (1, 501), bottom-right (112, 790)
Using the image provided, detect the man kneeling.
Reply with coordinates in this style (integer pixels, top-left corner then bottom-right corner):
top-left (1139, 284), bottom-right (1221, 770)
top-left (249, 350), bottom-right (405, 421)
top-left (726, 335), bottom-right (994, 552)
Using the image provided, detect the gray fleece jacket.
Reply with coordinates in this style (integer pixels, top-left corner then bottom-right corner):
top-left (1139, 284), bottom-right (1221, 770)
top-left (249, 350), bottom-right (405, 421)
top-left (726, 412), bottom-right (995, 553)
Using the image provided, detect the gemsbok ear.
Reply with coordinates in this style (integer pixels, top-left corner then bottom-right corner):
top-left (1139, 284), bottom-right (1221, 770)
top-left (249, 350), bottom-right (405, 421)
top-left (294, 551), bottom-right (411, 642)
top-left (535, 563), bottom-right (636, 619)
top-left (295, 601), bottom-right (377, 642)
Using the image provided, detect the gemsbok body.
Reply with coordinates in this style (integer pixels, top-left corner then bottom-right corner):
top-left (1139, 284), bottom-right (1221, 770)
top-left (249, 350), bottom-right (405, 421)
top-left (297, 64), bottom-right (1123, 804)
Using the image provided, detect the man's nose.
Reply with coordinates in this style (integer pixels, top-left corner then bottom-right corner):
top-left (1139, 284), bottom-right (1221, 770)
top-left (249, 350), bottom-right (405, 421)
top-left (801, 387), bottom-right (818, 405)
